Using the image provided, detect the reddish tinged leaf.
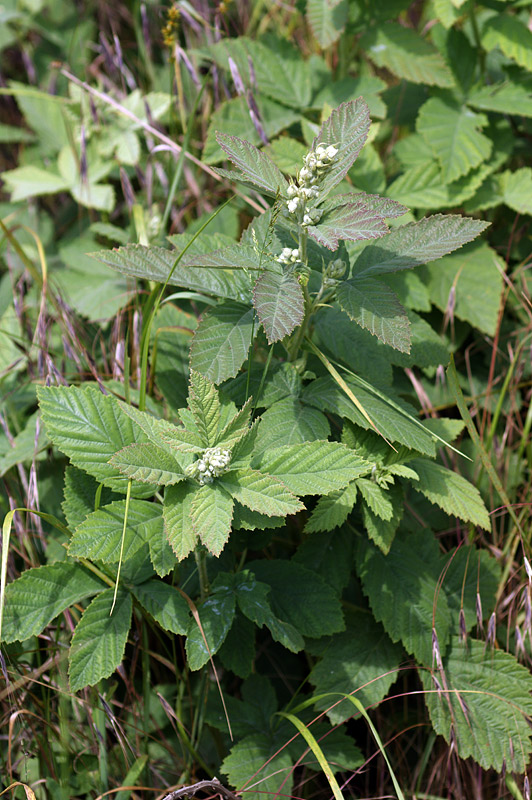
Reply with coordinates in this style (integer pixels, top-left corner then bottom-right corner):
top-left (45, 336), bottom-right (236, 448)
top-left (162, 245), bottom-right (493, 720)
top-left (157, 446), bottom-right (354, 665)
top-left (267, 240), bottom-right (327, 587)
top-left (307, 203), bottom-right (389, 250)
top-left (253, 270), bottom-right (304, 343)
top-left (216, 132), bottom-right (289, 196)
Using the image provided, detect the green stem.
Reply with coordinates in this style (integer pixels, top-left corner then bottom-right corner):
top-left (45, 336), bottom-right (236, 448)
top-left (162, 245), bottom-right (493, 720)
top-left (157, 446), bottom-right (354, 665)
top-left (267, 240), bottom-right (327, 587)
top-left (195, 546), bottom-right (210, 601)
top-left (469, 0), bottom-right (485, 79)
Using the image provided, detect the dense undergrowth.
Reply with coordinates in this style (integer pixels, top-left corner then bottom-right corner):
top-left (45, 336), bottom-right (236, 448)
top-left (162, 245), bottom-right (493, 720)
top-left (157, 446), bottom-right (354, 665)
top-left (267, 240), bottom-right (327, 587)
top-left (1, 2), bottom-right (532, 799)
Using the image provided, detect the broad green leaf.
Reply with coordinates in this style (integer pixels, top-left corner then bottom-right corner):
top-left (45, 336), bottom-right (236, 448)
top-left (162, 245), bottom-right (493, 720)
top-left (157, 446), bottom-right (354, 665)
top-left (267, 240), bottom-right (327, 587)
top-left (307, 0), bottom-right (348, 48)
top-left (441, 546), bottom-right (499, 636)
top-left (70, 181), bottom-right (115, 213)
top-left (0, 122), bottom-right (35, 143)
top-left (219, 468), bottom-right (303, 516)
top-left (499, 167), bottom-right (532, 215)
top-left (1, 562), bottom-right (105, 643)
top-left (0, 411), bottom-right (48, 477)
top-left (191, 483), bottom-right (234, 557)
top-left (312, 98), bottom-right (371, 199)
top-left (235, 572), bottom-right (304, 652)
top-left (353, 215), bottom-right (490, 278)
top-left (422, 637), bottom-right (532, 772)
top-left (91, 244), bottom-right (251, 301)
top-left (188, 370), bottom-right (223, 447)
top-left (294, 527), bottom-right (354, 592)
top-left (254, 397), bottom-right (330, 453)
top-left (68, 500), bottom-right (162, 563)
top-left (387, 160), bottom-right (492, 209)
top-left (357, 478), bottom-right (393, 521)
top-left (313, 75), bottom-right (387, 119)
top-left (62, 466), bottom-right (119, 530)
top-left (410, 458), bottom-right (491, 530)
top-left (69, 587), bottom-right (132, 691)
top-left (361, 482), bottom-right (404, 554)
top-left (336, 276), bottom-right (410, 352)
top-left (253, 440), bottom-right (370, 496)
top-left (468, 81), bottom-right (532, 118)
top-left (309, 608), bottom-right (403, 724)
top-left (218, 612), bottom-right (255, 678)
top-left (266, 136), bottom-right (308, 176)
top-left (216, 398), bottom-right (253, 449)
top-left (185, 582), bottom-right (236, 670)
top-left (321, 191), bottom-right (408, 219)
top-left (360, 23), bottom-right (454, 87)
top-left (2, 165), bottom-right (70, 200)
top-left (417, 98), bottom-right (491, 183)
top-left (253, 270), bottom-right (304, 343)
top-left (118, 402), bottom-right (194, 450)
top-left (308, 203), bottom-right (388, 250)
top-left (146, 514), bottom-right (178, 577)
top-left (37, 385), bottom-right (155, 496)
top-left (419, 242), bottom-right (504, 336)
top-left (206, 672), bottom-right (278, 737)
top-left (248, 560), bottom-right (345, 638)
top-left (131, 580), bottom-right (189, 635)
top-left (180, 243), bottom-right (269, 271)
top-left (163, 481), bottom-right (198, 561)
top-left (110, 443), bottom-right (185, 485)
top-left (190, 301), bottom-right (255, 384)
top-left (304, 483), bottom-right (358, 533)
top-left (152, 304), bottom-right (196, 412)
top-left (357, 529), bottom-right (451, 665)
top-left (7, 81), bottom-right (70, 155)
top-left (222, 733), bottom-right (293, 800)
top-left (232, 503), bottom-right (286, 531)
top-left (216, 133), bottom-right (289, 196)
top-left (384, 310), bottom-right (448, 369)
top-left (482, 14), bottom-right (532, 72)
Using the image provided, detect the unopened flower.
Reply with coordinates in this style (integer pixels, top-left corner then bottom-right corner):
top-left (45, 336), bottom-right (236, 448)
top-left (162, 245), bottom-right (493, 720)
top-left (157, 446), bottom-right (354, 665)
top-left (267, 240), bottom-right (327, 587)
top-left (185, 446), bottom-right (232, 485)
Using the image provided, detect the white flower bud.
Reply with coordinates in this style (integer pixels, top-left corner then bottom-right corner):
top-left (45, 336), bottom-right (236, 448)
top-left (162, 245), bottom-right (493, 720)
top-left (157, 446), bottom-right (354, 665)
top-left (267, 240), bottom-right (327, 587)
top-left (291, 249), bottom-right (299, 260)
top-left (287, 198), bottom-right (300, 214)
top-left (299, 166), bottom-right (313, 182)
top-left (287, 184), bottom-right (298, 198)
top-left (326, 145), bottom-right (338, 159)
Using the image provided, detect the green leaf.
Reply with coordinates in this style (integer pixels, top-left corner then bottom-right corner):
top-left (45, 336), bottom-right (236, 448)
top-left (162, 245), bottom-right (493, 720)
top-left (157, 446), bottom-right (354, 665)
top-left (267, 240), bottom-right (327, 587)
top-left (109, 443), bottom-right (185, 485)
top-left (163, 482), bottom-right (198, 561)
top-left (216, 133), bottom-right (289, 197)
top-left (62, 467), bottom-right (119, 530)
top-left (2, 165), bottom-right (70, 200)
top-left (68, 500), bottom-right (162, 563)
top-left (294, 528), bottom-right (354, 592)
top-left (222, 733), bottom-right (293, 800)
top-left (387, 160), bottom-right (492, 209)
top-left (216, 398), bottom-right (253, 449)
top-left (180, 243), bottom-right (266, 271)
top-left (468, 81), bottom-right (532, 118)
top-left (336, 276), bottom-right (410, 352)
top-left (419, 242), bottom-right (504, 336)
top-left (308, 203), bottom-right (388, 250)
top-left (357, 478), bottom-right (394, 520)
top-left (188, 370), bottom-right (223, 448)
top-left (304, 483), bottom-right (357, 533)
top-left (360, 23), bottom-right (454, 87)
top-left (422, 637), bottom-right (532, 772)
top-left (185, 581), bottom-right (236, 670)
top-left (361, 482), bottom-right (404, 554)
top-left (312, 98), bottom-right (371, 199)
top-left (190, 301), bottom-right (255, 385)
top-left (145, 514), bottom-right (178, 577)
top-left (410, 458), bottom-right (490, 530)
top-left (254, 440), bottom-right (369, 496)
top-left (253, 270), bottom-right (304, 344)
top-left (131, 580), bottom-right (190, 635)
top-left (309, 608), bottom-right (403, 724)
top-left (357, 529), bottom-right (451, 665)
top-left (219, 468), bottom-right (303, 516)
top-left (307, 0), bottom-right (348, 48)
top-left (354, 215), bottom-right (490, 278)
top-left (91, 244), bottom-right (251, 301)
top-left (1, 562), bottom-right (105, 643)
top-left (37, 385), bottom-right (155, 496)
top-left (499, 167), bottom-right (532, 215)
top-left (236, 573), bottom-right (304, 652)
top-left (218, 612), bottom-right (255, 678)
top-left (232, 503), bottom-right (285, 531)
top-left (417, 98), bottom-right (491, 183)
top-left (441, 546), bottom-right (499, 636)
top-left (248, 560), bottom-right (345, 638)
top-left (0, 411), bottom-right (48, 477)
top-left (69, 587), bottom-right (132, 691)
top-left (482, 14), bottom-right (532, 72)
top-left (254, 397), bottom-right (330, 454)
top-left (191, 483), bottom-right (234, 557)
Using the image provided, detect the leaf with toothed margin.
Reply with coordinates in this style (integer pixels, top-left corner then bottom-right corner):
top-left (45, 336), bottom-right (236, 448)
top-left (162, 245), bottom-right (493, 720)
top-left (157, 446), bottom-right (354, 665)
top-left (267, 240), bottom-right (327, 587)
top-left (253, 270), bottom-right (304, 343)
top-left (109, 443), bottom-right (185, 485)
top-left (216, 133), bottom-right (289, 197)
top-left (336, 275), bottom-right (411, 352)
top-left (308, 203), bottom-right (389, 250)
top-left (163, 482), bottom-right (198, 561)
top-left (219, 468), bottom-right (304, 516)
top-left (190, 301), bottom-right (255, 385)
top-left (191, 482), bottom-right (234, 557)
top-left (319, 192), bottom-right (408, 219)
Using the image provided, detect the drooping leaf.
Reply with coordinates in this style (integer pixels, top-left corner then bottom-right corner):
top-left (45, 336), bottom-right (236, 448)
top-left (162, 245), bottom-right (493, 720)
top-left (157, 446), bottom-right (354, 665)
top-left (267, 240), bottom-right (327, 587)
top-left (219, 468), bottom-right (303, 517)
top-left (1, 562), bottom-right (105, 643)
top-left (68, 500), bottom-right (162, 563)
top-left (190, 302), bottom-right (255, 384)
top-left (357, 529), bottom-right (451, 665)
top-left (307, 0), bottom-right (348, 48)
top-left (253, 440), bottom-right (370, 496)
top-left (336, 276), bottom-right (410, 352)
top-left (163, 481), bottom-right (198, 561)
top-left (311, 98), bottom-right (371, 199)
top-left (253, 270), bottom-right (304, 343)
top-left (309, 608), bottom-right (403, 724)
top-left (353, 215), bottom-right (490, 278)
top-left (482, 14), bottom-right (532, 72)
top-left (422, 637), bottom-right (532, 772)
top-left (37, 385), bottom-right (155, 496)
top-left (417, 97), bottom-right (491, 183)
top-left (131, 580), bottom-right (190, 635)
top-left (69, 587), bottom-right (132, 691)
top-left (109, 443), bottom-right (185, 485)
top-left (216, 133), bottom-right (289, 196)
top-left (360, 23), bottom-right (454, 87)
top-left (307, 203), bottom-right (388, 250)
top-left (235, 572), bottom-right (304, 652)
top-left (185, 580), bottom-right (236, 670)
top-left (304, 483), bottom-right (358, 533)
top-left (191, 482), bottom-right (234, 557)
top-left (410, 458), bottom-right (491, 530)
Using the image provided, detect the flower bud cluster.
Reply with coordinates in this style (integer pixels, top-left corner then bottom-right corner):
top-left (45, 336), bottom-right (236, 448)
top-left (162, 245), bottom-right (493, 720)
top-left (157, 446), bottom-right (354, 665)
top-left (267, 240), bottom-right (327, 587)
top-left (277, 247), bottom-right (300, 265)
top-left (285, 143), bottom-right (339, 221)
top-left (322, 258), bottom-right (347, 289)
top-left (185, 447), bottom-right (232, 485)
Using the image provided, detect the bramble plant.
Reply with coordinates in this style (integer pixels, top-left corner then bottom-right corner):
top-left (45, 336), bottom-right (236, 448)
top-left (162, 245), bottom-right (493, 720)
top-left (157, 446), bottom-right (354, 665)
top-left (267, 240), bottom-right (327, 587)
top-left (3, 94), bottom-right (532, 799)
